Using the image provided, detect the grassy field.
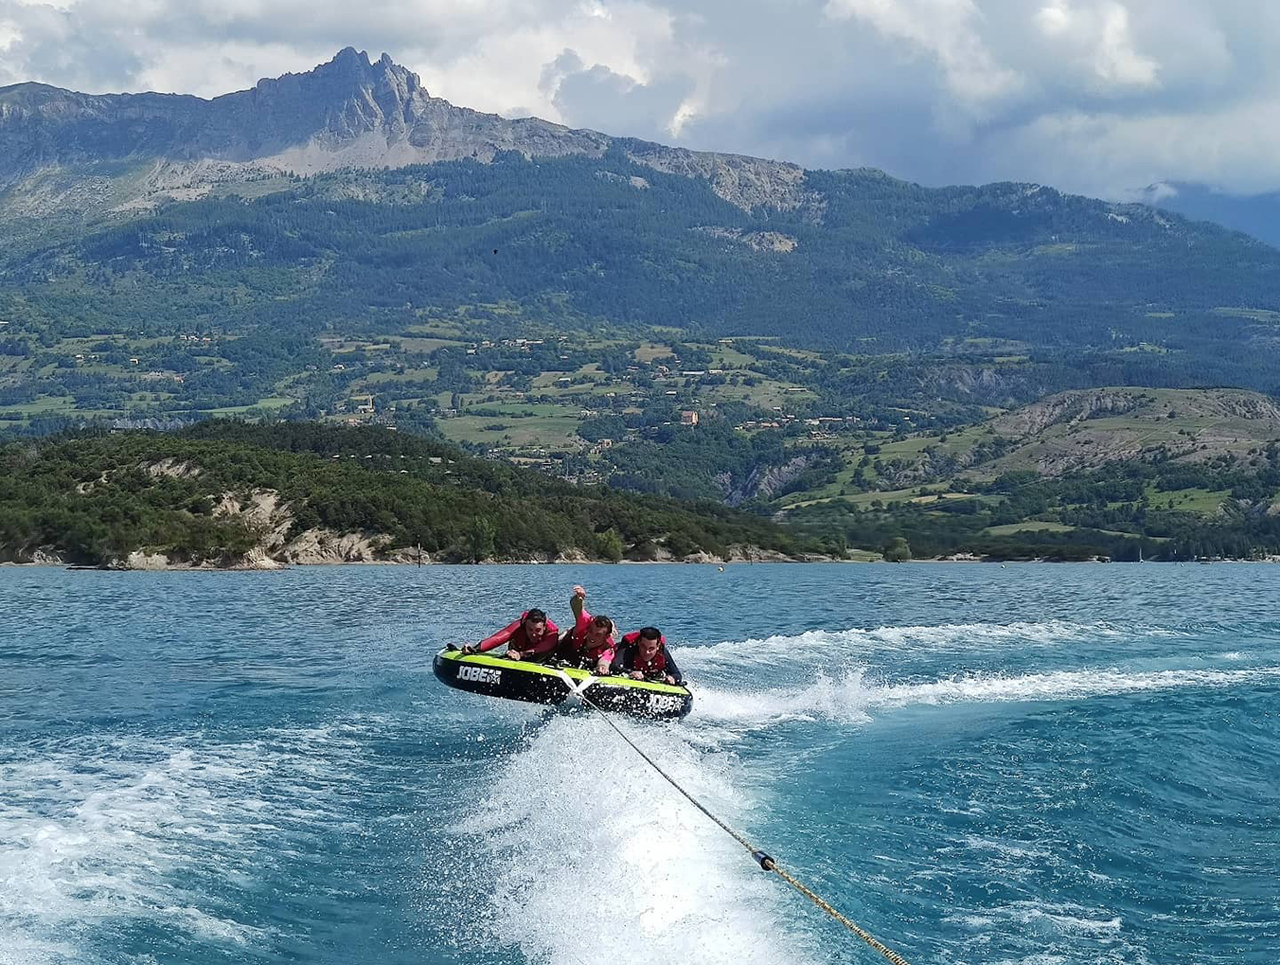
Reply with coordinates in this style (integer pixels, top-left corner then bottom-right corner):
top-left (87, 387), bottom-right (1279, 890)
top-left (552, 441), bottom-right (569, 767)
top-left (779, 483), bottom-right (961, 511)
top-left (201, 397), bottom-right (295, 416)
top-left (634, 342), bottom-right (674, 363)
top-left (0, 395), bottom-right (81, 416)
top-left (437, 413), bottom-right (582, 448)
top-left (392, 337), bottom-right (466, 354)
top-left (707, 344), bottom-right (756, 367)
top-left (361, 368), bottom-right (440, 385)
top-left (983, 521), bottom-right (1077, 536)
top-left (1144, 486), bottom-right (1228, 514)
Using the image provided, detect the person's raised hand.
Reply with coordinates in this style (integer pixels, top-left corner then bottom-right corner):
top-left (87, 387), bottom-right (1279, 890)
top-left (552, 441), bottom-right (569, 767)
top-left (572, 585), bottom-right (586, 599)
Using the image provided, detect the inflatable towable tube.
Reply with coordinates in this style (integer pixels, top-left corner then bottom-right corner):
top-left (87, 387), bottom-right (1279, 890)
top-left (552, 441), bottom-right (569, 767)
top-left (433, 647), bottom-right (693, 720)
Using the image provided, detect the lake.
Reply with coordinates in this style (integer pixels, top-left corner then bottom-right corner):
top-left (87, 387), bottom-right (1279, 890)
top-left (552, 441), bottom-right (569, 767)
top-left (1, 562), bottom-right (1277, 964)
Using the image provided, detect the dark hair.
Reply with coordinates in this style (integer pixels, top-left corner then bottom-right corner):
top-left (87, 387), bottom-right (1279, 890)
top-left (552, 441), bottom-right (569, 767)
top-left (638, 626), bottom-right (662, 641)
top-left (591, 615), bottom-right (612, 629)
top-left (525, 609), bottom-right (547, 623)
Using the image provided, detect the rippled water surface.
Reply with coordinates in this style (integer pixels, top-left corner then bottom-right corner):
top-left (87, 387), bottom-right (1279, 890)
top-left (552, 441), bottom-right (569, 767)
top-left (2, 563), bottom-right (1277, 964)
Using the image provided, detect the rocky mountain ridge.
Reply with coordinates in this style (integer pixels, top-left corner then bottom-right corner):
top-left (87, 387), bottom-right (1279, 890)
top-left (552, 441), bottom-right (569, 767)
top-left (0, 47), bottom-right (807, 217)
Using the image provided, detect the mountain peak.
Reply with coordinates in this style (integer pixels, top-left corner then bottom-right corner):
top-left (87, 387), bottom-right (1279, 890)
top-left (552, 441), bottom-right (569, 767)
top-left (333, 45), bottom-right (369, 65)
top-left (0, 48), bottom-right (807, 215)
top-left (252, 46), bottom-right (425, 100)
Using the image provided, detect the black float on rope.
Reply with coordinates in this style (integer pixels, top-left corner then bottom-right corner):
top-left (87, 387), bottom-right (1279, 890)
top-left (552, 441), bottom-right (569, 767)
top-left (751, 849), bottom-right (775, 870)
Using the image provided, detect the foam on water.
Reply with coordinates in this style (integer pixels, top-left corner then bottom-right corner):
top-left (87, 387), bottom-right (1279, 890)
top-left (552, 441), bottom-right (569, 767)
top-left (683, 621), bottom-right (1179, 672)
top-left (873, 664), bottom-right (1280, 706)
top-left (941, 899), bottom-right (1144, 965)
top-left (689, 664), bottom-right (1280, 728)
top-left (0, 725), bottom-right (369, 965)
top-left (443, 715), bottom-right (824, 965)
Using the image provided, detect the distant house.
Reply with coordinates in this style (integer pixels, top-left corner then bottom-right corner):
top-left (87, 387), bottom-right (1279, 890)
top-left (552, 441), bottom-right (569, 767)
top-left (680, 410), bottom-right (699, 426)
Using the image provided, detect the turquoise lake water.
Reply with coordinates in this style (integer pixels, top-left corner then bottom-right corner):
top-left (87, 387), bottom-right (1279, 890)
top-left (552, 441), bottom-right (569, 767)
top-left (1, 562), bottom-right (1277, 964)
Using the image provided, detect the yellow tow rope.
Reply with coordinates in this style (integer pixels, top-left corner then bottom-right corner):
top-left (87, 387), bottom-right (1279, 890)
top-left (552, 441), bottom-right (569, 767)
top-left (572, 686), bottom-right (914, 965)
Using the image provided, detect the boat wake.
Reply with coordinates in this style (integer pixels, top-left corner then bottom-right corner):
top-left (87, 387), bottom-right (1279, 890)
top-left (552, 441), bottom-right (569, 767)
top-left (436, 715), bottom-right (824, 965)
top-left (0, 724), bottom-right (374, 965)
top-left (676, 620), bottom-right (1280, 730)
top-left (690, 664), bottom-right (1280, 729)
top-left (686, 620), bottom-right (1180, 670)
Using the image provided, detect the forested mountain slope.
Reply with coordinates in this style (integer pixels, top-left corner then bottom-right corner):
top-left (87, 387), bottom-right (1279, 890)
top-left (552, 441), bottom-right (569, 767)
top-left (5, 151), bottom-right (1280, 413)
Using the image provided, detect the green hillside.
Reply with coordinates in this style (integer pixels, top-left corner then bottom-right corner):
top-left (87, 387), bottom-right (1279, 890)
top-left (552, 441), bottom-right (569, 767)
top-left (778, 388), bottom-right (1280, 561)
top-left (3, 152), bottom-right (1280, 429)
top-left (0, 422), bottom-right (807, 566)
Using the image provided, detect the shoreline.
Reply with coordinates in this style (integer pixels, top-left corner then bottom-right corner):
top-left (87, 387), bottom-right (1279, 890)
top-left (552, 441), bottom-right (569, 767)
top-left (0, 544), bottom-right (827, 570)
top-left (5, 555), bottom-right (1278, 571)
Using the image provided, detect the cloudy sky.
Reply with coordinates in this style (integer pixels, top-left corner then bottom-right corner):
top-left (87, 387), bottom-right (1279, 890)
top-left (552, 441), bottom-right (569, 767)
top-left (0, 0), bottom-right (1276, 200)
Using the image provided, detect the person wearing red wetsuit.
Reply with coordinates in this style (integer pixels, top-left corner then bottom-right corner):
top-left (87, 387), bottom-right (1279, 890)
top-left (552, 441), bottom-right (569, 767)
top-left (461, 608), bottom-right (559, 662)
top-left (610, 626), bottom-right (684, 685)
top-left (557, 584), bottom-right (616, 674)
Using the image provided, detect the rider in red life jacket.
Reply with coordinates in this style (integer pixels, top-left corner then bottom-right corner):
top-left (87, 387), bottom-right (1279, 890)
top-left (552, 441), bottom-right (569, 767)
top-left (461, 609), bottom-right (559, 662)
top-left (557, 584), bottom-right (616, 674)
top-left (610, 627), bottom-right (684, 686)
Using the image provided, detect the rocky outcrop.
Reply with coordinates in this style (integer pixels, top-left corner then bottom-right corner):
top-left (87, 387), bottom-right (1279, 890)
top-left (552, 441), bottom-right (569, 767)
top-left (981, 388), bottom-right (1280, 477)
top-left (692, 226), bottom-right (799, 251)
top-left (0, 545), bottom-right (66, 565)
top-left (625, 142), bottom-right (821, 214)
top-left (716, 454), bottom-right (815, 506)
top-left (992, 389), bottom-right (1148, 440)
top-left (210, 488), bottom-right (394, 564)
top-left (277, 528), bottom-right (391, 564)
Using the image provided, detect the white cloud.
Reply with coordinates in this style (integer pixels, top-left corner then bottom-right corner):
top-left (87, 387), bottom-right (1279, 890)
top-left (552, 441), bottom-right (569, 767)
top-left (1034, 1), bottom-right (1158, 89)
top-left (0, 18), bottom-right (20, 52)
top-left (0, 0), bottom-right (1279, 200)
top-left (824, 0), bottom-right (1024, 110)
top-left (1096, 4), bottom-right (1157, 86)
top-left (991, 95), bottom-right (1280, 197)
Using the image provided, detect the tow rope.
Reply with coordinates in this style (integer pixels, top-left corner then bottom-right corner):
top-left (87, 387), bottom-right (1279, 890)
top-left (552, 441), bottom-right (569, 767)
top-left (567, 680), bottom-right (914, 965)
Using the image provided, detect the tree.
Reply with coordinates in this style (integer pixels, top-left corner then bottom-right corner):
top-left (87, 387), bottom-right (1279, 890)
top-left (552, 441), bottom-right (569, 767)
top-left (883, 536), bottom-right (912, 562)
top-left (468, 515), bottom-right (496, 562)
top-left (595, 528), bottom-right (624, 562)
